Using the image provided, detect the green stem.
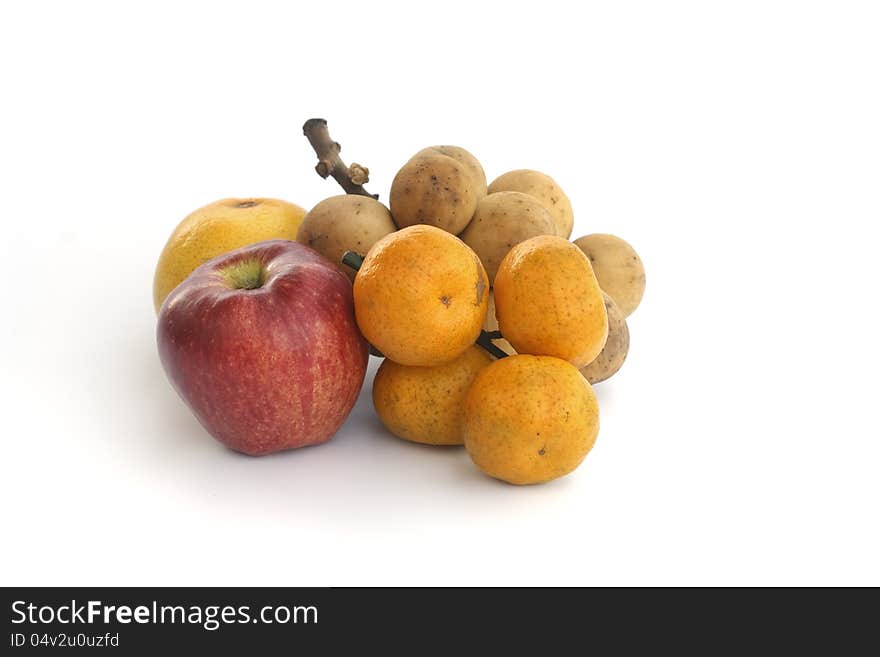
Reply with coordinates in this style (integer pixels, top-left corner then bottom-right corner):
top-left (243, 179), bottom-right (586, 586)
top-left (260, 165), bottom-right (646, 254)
top-left (342, 251), bottom-right (365, 271)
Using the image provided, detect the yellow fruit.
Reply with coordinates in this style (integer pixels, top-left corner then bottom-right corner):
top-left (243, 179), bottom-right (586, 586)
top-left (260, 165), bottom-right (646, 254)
top-left (353, 225), bottom-right (489, 366)
top-left (372, 346), bottom-right (493, 445)
top-left (153, 198), bottom-right (306, 312)
top-left (464, 355), bottom-right (599, 485)
top-left (494, 235), bottom-right (608, 368)
top-left (488, 169), bottom-right (574, 238)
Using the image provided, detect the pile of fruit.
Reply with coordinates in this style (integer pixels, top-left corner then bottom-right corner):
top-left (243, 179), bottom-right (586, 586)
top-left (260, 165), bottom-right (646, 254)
top-left (155, 119), bottom-right (645, 485)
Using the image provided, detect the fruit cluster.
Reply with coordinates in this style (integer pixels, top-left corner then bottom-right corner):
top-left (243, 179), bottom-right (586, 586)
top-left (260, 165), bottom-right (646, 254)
top-left (154, 121), bottom-right (645, 486)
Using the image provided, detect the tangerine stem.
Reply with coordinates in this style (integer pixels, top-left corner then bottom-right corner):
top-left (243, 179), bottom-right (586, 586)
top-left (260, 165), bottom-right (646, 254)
top-left (476, 331), bottom-right (509, 360)
top-left (342, 251), bottom-right (365, 270)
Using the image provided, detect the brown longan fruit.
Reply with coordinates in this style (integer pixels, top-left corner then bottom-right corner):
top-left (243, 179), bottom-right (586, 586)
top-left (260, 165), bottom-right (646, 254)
top-left (416, 145), bottom-right (487, 199)
top-left (580, 292), bottom-right (630, 383)
top-left (390, 151), bottom-right (480, 235)
top-left (573, 233), bottom-right (645, 317)
top-left (296, 195), bottom-right (397, 281)
top-left (488, 169), bottom-right (574, 238)
top-left (460, 192), bottom-right (556, 285)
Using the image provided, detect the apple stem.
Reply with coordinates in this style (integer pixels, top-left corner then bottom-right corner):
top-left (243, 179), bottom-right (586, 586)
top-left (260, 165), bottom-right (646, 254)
top-left (303, 119), bottom-right (378, 199)
top-left (476, 331), bottom-right (510, 360)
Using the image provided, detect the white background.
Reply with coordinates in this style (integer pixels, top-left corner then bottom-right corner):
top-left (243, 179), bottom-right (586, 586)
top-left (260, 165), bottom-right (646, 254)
top-left (1, 1), bottom-right (878, 586)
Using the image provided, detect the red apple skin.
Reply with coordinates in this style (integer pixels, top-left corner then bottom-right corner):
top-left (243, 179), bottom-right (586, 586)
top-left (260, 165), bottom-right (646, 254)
top-left (157, 239), bottom-right (369, 455)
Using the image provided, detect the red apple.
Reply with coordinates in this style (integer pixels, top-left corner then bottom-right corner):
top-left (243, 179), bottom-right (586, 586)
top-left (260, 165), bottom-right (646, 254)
top-left (157, 239), bottom-right (368, 455)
